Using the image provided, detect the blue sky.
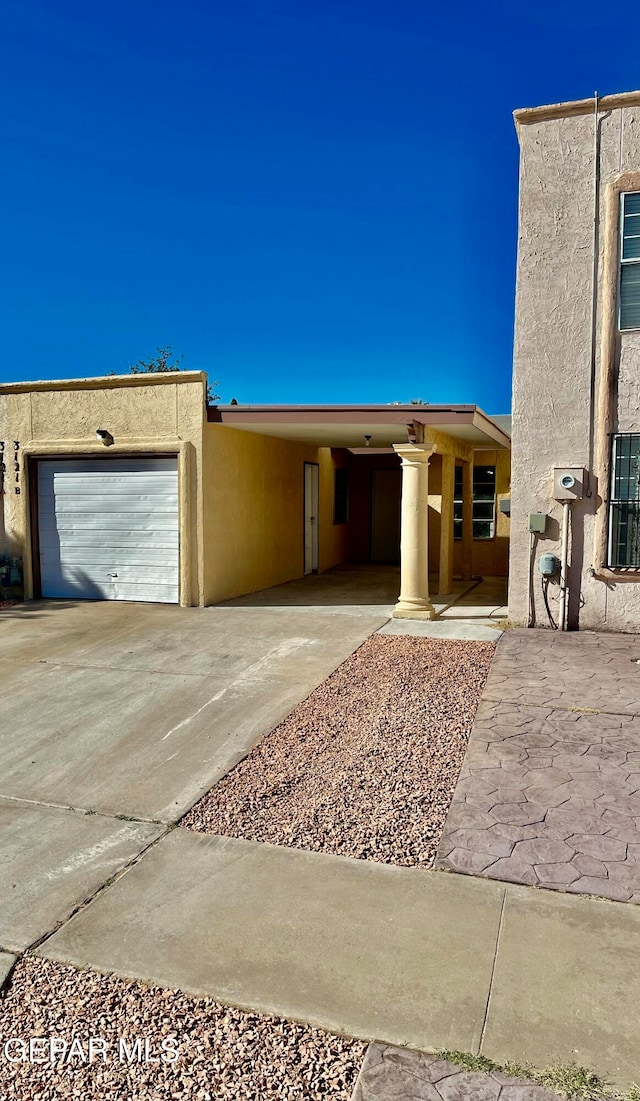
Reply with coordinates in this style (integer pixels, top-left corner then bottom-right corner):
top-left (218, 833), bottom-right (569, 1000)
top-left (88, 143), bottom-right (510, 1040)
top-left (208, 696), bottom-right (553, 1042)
top-left (1, 1), bottom-right (637, 411)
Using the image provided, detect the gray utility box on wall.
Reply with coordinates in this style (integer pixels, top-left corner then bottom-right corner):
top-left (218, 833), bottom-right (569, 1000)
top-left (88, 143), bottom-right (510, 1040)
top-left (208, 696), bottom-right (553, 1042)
top-left (553, 467), bottom-right (586, 500)
top-left (540, 552), bottom-right (560, 577)
top-left (528, 513), bottom-right (547, 534)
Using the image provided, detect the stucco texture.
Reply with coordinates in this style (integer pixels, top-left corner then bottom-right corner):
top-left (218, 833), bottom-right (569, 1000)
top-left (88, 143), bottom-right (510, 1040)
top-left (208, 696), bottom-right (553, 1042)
top-left (0, 374), bottom-right (207, 606)
top-left (202, 424), bottom-right (349, 605)
top-left (510, 105), bottom-right (640, 631)
top-left (426, 450), bottom-right (509, 580)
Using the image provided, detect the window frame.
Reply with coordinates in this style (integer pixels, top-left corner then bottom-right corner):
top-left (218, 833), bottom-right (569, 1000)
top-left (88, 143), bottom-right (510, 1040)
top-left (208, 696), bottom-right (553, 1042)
top-left (607, 432), bottom-right (640, 567)
top-left (453, 462), bottom-right (496, 542)
top-left (619, 192), bottom-right (640, 332)
top-left (453, 465), bottom-right (463, 541)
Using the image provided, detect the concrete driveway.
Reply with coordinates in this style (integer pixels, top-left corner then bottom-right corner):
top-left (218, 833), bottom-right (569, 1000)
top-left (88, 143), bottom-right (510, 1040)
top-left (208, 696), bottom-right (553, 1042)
top-left (0, 597), bottom-right (386, 951)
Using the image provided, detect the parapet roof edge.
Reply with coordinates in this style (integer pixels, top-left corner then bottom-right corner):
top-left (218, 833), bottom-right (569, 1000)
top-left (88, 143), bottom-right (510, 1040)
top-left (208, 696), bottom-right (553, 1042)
top-left (514, 89), bottom-right (640, 129)
top-left (0, 371), bottom-right (207, 394)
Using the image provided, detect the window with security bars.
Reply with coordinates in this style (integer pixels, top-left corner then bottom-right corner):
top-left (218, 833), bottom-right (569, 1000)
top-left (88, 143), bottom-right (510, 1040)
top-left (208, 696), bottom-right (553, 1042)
top-left (620, 193), bottom-right (640, 330)
top-left (608, 434), bottom-right (640, 567)
top-left (453, 463), bottom-right (496, 540)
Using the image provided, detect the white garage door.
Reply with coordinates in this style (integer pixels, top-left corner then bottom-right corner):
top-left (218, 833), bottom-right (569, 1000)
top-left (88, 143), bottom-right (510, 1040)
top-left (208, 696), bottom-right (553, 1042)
top-left (37, 457), bottom-right (179, 603)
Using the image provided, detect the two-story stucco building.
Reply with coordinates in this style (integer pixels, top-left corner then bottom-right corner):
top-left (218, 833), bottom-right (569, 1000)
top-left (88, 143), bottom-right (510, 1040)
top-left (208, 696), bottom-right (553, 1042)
top-left (509, 89), bottom-right (640, 632)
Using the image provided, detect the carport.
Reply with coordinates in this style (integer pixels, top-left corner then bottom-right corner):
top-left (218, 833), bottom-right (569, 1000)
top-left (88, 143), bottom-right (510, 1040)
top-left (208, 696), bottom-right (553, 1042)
top-left (209, 402), bottom-right (510, 619)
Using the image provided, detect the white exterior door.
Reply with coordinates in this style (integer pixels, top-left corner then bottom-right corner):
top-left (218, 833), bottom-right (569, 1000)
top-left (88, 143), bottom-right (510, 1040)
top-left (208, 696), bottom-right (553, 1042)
top-left (37, 457), bottom-right (179, 603)
top-left (304, 462), bottom-right (319, 574)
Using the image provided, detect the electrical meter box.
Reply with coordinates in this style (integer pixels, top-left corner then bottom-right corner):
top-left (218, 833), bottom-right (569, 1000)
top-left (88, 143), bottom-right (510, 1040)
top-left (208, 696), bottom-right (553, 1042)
top-left (528, 513), bottom-right (547, 534)
top-left (553, 467), bottom-right (586, 500)
top-left (540, 553), bottom-right (561, 577)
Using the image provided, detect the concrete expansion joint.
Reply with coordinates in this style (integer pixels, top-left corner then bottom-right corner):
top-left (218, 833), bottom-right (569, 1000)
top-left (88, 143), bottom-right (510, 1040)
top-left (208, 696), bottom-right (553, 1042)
top-left (6, 655), bottom-right (219, 680)
top-left (0, 953), bottom-right (17, 993)
top-left (0, 792), bottom-right (163, 826)
top-left (413, 863), bottom-right (640, 913)
top-left (479, 888), bottom-right (506, 1053)
top-left (23, 824), bottom-right (172, 959)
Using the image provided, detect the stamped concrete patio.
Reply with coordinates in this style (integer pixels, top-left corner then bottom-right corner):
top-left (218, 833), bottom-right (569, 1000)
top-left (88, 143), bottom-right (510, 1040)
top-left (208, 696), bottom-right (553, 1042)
top-left (353, 1047), bottom-right (562, 1101)
top-left (436, 628), bottom-right (640, 902)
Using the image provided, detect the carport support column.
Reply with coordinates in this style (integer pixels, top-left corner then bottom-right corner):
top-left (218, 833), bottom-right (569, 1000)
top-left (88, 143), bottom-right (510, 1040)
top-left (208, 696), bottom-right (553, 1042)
top-left (439, 453), bottom-right (455, 596)
top-left (461, 459), bottom-right (473, 581)
top-left (392, 444), bottom-right (436, 620)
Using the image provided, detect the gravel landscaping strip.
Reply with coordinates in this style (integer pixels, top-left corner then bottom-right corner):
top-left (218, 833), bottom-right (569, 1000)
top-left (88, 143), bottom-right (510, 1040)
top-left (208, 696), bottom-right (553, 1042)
top-left (183, 635), bottom-right (495, 867)
top-left (0, 956), bottom-right (365, 1100)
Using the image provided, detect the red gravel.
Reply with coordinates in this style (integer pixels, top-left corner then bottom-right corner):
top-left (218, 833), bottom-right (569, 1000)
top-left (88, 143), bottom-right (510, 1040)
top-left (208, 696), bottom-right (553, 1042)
top-left (183, 635), bottom-right (495, 867)
top-left (0, 956), bottom-right (365, 1100)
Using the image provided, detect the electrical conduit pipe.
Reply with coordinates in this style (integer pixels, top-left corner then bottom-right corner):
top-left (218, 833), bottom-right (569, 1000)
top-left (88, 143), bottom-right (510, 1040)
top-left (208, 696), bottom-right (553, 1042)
top-left (558, 500), bottom-right (571, 631)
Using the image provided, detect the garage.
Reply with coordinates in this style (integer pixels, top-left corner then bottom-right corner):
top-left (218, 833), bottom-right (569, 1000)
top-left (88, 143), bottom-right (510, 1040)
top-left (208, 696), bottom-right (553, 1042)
top-left (35, 456), bottom-right (179, 603)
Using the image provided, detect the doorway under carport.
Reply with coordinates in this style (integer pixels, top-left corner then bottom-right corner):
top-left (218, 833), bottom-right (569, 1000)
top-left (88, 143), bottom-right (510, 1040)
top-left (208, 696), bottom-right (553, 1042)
top-left (347, 451), bottom-right (402, 566)
top-left (205, 401), bottom-right (511, 614)
top-left (325, 447), bottom-right (506, 601)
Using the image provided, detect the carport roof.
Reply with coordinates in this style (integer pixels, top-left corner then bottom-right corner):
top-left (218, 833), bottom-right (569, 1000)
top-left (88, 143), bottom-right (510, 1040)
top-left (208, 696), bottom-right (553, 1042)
top-left (207, 404), bottom-right (511, 450)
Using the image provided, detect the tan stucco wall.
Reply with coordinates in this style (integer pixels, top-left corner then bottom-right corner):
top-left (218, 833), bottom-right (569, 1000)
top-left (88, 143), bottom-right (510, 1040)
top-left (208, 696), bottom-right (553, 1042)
top-left (319, 448), bottom-right (350, 571)
top-left (428, 454), bottom-right (442, 573)
top-left (0, 373), bottom-right (207, 605)
top-left (424, 431), bottom-right (511, 581)
top-left (428, 449), bottom-right (510, 578)
top-left (467, 449), bottom-right (510, 578)
top-left (202, 424), bottom-right (349, 604)
top-left (510, 105), bottom-right (640, 630)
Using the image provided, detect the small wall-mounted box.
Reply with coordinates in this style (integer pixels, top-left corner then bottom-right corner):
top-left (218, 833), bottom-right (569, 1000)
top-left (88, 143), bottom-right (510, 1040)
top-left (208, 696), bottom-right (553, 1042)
top-left (498, 497), bottom-right (511, 515)
top-left (540, 552), bottom-right (561, 577)
top-left (553, 467), bottom-right (586, 500)
top-left (528, 513), bottom-right (547, 534)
